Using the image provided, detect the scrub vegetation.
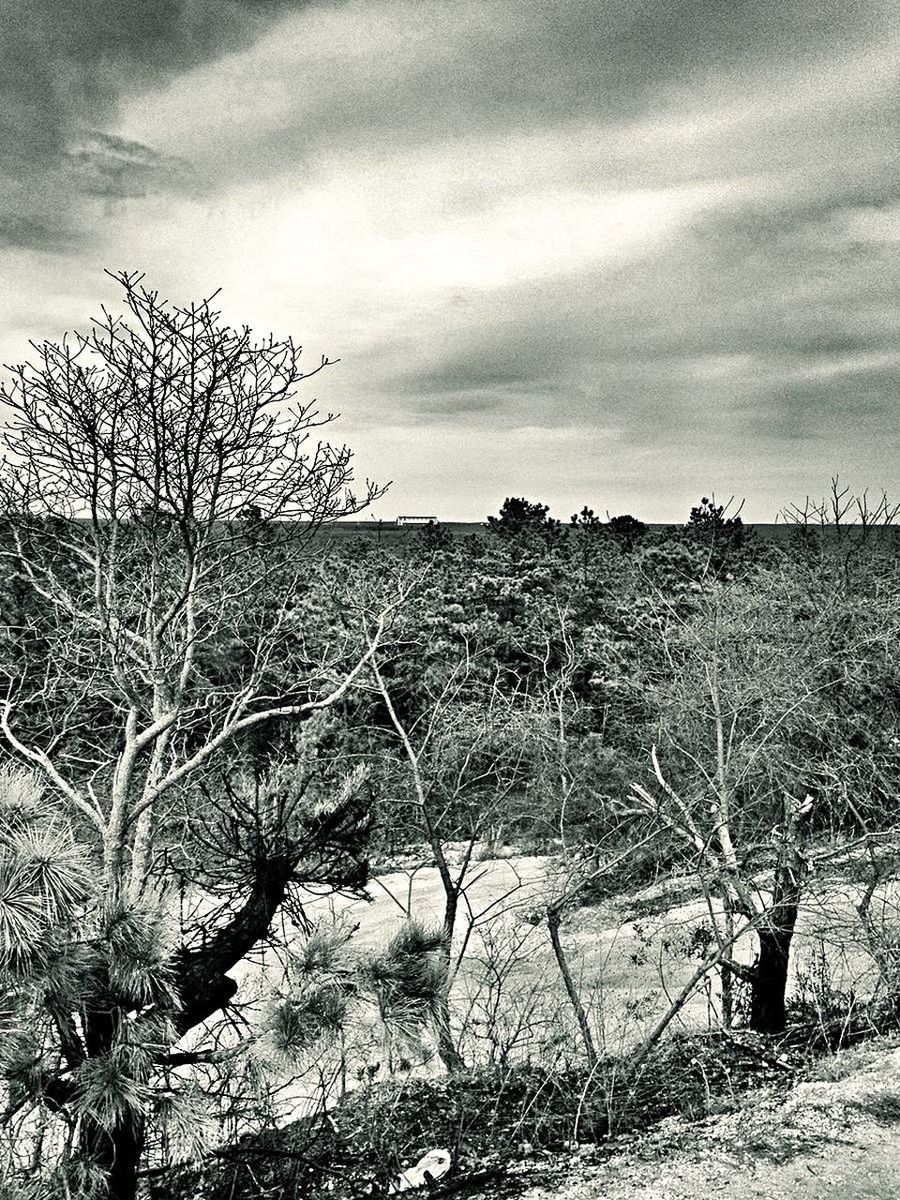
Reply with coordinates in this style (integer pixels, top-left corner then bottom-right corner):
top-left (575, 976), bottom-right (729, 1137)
top-left (0, 279), bottom-right (898, 1199)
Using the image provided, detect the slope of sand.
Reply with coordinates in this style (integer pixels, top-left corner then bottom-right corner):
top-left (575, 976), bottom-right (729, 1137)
top-left (514, 1040), bottom-right (900, 1200)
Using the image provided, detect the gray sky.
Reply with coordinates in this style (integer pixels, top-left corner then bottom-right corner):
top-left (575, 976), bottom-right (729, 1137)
top-left (2, 0), bottom-right (898, 522)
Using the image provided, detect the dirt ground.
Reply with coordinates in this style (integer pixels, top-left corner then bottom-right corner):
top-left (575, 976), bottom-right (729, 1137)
top-left (291, 855), bottom-right (898, 1055)
top-left (511, 1040), bottom-right (900, 1200)
top-left (213, 853), bottom-right (900, 1127)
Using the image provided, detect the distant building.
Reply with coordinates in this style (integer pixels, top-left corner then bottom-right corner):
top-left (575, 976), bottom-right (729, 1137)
top-left (396, 515), bottom-right (438, 526)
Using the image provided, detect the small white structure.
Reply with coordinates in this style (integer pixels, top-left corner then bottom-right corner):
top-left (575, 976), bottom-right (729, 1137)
top-left (396, 515), bottom-right (438, 526)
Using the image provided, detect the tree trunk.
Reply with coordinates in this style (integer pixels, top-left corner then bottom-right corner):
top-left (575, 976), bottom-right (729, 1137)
top-left (548, 906), bottom-right (598, 1068)
top-left (433, 991), bottom-right (466, 1074)
top-left (748, 795), bottom-right (810, 1034)
top-left (749, 912), bottom-right (798, 1033)
top-left (79, 1114), bottom-right (145, 1200)
top-left (434, 887), bottom-right (465, 1074)
top-left (719, 891), bottom-right (735, 1029)
top-left (75, 1002), bottom-right (148, 1200)
top-left (749, 858), bottom-right (803, 1033)
top-left (67, 798), bottom-right (368, 1191)
top-left (70, 853), bottom-right (303, 1194)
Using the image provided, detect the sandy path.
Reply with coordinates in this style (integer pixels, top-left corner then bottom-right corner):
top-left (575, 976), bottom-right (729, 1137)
top-left (301, 854), bottom-right (551, 947)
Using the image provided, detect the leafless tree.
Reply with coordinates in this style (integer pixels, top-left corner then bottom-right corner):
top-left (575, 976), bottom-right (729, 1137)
top-left (780, 476), bottom-right (900, 591)
top-left (368, 638), bottom-right (537, 1074)
top-left (0, 272), bottom-right (400, 1198)
top-left (626, 575), bottom-right (856, 1033)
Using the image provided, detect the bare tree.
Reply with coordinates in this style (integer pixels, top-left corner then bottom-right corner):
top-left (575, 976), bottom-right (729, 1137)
top-left (0, 273), bottom-right (399, 1198)
top-left (627, 575), bottom-right (848, 1033)
top-left (780, 476), bottom-right (900, 591)
top-left (368, 638), bottom-right (537, 1074)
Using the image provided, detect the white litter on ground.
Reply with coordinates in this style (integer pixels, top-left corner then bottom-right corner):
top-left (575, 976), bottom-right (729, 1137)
top-left (389, 1148), bottom-right (451, 1193)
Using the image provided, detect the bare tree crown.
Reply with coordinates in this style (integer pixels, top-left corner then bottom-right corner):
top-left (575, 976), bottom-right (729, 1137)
top-left (0, 272), bottom-right (393, 901)
top-left (0, 269), bottom-right (374, 526)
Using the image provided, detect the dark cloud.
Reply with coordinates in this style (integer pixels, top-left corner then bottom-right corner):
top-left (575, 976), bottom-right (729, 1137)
top-left (184, 0), bottom-right (896, 188)
top-left (415, 393), bottom-right (505, 418)
top-left (0, 0), bottom-right (314, 245)
top-left (397, 343), bottom-right (573, 397)
top-left (755, 365), bottom-right (900, 442)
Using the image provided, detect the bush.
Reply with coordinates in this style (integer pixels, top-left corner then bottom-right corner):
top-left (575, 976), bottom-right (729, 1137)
top-left (150, 1030), bottom-right (817, 1199)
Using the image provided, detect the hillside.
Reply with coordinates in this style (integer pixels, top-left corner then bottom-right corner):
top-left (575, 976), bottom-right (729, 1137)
top-left (513, 1038), bottom-right (900, 1200)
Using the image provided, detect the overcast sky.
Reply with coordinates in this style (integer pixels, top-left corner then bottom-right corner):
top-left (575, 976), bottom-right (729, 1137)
top-left (2, 0), bottom-right (898, 522)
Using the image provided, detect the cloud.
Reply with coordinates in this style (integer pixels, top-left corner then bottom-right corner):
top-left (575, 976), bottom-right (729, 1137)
top-left (0, 0), bottom-right (317, 246)
top-left (358, 145), bottom-right (900, 481)
top-left (65, 132), bottom-right (191, 200)
top-left (753, 359), bottom-right (900, 441)
top-left (117, 0), bottom-right (895, 176)
top-left (0, 0), bottom-right (897, 520)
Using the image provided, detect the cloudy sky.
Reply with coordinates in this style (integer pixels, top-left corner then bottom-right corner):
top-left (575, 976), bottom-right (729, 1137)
top-left (2, 0), bottom-right (898, 522)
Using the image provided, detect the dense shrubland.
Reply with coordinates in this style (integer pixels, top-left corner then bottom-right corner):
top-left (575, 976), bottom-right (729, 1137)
top-left (0, 277), bottom-right (897, 1197)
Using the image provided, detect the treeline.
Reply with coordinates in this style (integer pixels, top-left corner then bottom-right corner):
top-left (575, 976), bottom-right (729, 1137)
top-left (333, 488), bottom-right (899, 845)
top-left (302, 485), bottom-right (900, 1042)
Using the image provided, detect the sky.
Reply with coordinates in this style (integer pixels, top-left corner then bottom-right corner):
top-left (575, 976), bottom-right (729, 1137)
top-left (1, 0), bottom-right (898, 523)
